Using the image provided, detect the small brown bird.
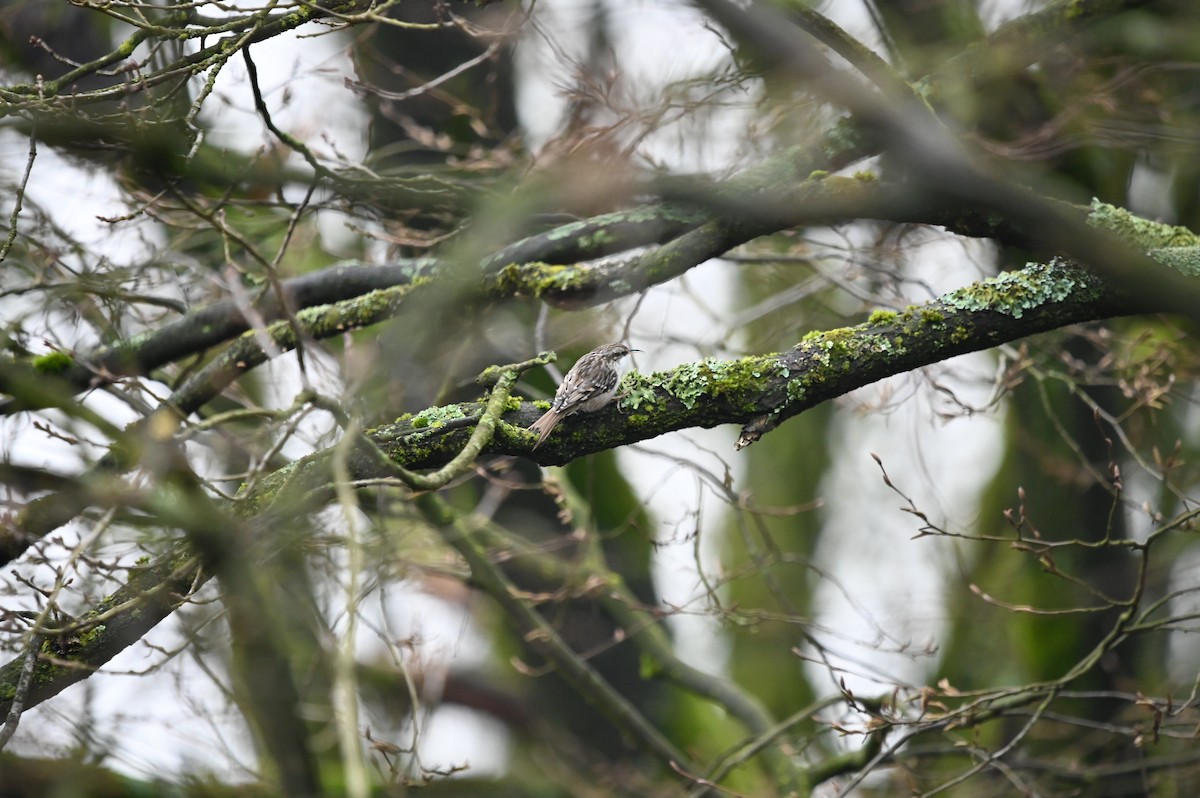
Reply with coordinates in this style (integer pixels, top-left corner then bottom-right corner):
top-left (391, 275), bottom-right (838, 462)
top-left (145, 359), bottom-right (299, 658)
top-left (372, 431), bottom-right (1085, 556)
top-left (528, 342), bottom-right (638, 449)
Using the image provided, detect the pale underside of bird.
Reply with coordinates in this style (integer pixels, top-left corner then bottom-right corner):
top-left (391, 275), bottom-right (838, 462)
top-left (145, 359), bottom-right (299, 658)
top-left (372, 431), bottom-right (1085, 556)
top-left (528, 342), bottom-right (637, 449)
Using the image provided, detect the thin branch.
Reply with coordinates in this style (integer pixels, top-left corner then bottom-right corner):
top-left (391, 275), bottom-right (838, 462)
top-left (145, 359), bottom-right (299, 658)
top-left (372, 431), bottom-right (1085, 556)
top-left (0, 121), bottom-right (37, 264)
top-left (415, 492), bottom-right (703, 780)
top-left (0, 637), bottom-right (41, 751)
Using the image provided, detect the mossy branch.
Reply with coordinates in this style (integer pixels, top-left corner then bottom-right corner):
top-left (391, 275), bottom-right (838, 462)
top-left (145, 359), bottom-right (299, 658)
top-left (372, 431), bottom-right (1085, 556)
top-left (227, 257), bottom-right (1144, 527)
top-left (0, 552), bottom-right (201, 716)
top-left (345, 259), bottom-right (1132, 467)
top-left (358, 353), bottom-right (552, 491)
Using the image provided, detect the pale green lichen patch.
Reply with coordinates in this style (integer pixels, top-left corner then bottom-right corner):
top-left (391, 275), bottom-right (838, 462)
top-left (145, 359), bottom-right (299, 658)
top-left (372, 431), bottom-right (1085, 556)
top-left (546, 217), bottom-right (595, 241)
top-left (632, 355), bottom-right (777, 412)
top-left (619, 381), bottom-right (659, 411)
top-left (1087, 199), bottom-right (1200, 250)
top-left (1147, 246), bottom-right (1200, 277)
top-left (613, 203), bottom-right (707, 226)
top-left (663, 358), bottom-right (721, 409)
top-left (941, 259), bottom-right (1094, 318)
top-left (578, 229), bottom-right (617, 251)
top-left (797, 326), bottom-right (868, 370)
top-left (411, 404), bottom-right (467, 429)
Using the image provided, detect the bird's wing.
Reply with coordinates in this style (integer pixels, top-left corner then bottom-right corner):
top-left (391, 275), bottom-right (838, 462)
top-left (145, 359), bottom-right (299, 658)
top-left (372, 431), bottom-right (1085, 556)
top-left (552, 367), bottom-right (615, 412)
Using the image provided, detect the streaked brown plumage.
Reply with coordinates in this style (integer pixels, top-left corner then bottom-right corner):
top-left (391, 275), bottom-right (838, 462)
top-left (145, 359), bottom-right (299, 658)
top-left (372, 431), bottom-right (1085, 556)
top-left (528, 343), bottom-right (637, 449)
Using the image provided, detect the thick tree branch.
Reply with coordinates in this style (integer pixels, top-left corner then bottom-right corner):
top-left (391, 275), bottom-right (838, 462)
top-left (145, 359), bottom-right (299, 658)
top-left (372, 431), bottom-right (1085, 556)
top-left (0, 551), bottom-right (201, 713)
top-left (365, 259), bottom-right (1133, 465)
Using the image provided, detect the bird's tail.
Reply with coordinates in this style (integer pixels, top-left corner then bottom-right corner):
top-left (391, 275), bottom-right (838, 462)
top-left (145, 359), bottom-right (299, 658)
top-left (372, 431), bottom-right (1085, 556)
top-left (528, 409), bottom-right (563, 449)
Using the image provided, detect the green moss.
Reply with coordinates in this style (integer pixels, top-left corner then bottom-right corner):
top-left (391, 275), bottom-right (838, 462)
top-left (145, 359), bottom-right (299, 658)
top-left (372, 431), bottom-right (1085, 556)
top-left (499, 261), bottom-right (597, 297)
top-left (786, 379), bottom-right (807, 403)
top-left (32, 350), bottom-right (73, 374)
top-left (639, 652), bottom-right (664, 679)
top-left (77, 624), bottom-right (107, 647)
top-left (793, 325), bottom-right (900, 382)
top-left (807, 170), bottom-right (830, 180)
top-left (852, 170), bottom-right (878, 181)
top-left (920, 309), bottom-right (945, 325)
top-left (868, 309), bottom-right (898, 325)
top-left (811, 327), bottom-right (856, 356)
top-left (35, 647), bottom-right (61, 681)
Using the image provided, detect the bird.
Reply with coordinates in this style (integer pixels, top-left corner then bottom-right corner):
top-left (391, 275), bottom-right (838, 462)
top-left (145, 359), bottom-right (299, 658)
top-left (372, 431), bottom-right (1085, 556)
top-left (528, 342), bottom-right (638, 449)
